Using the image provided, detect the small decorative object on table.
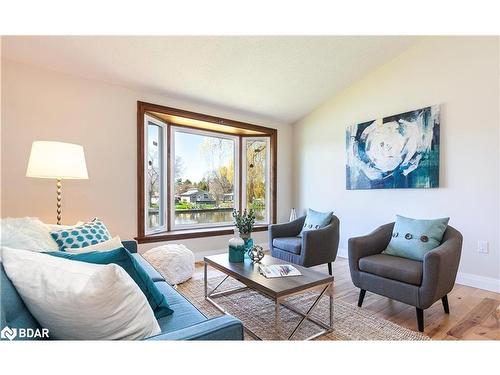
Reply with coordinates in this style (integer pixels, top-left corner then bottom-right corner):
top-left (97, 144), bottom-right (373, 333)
top-left (248, 245), bottom-right (265, 263)
top-left (289, 208), bottom-right (297, 222)
top-left (232, 209), bottom-right (256, 259)
top-left (228, 228), bottom-right (246, 263)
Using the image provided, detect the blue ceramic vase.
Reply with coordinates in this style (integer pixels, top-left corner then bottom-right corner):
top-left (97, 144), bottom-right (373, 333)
top-left (240, 233), bottom-right (254, 259)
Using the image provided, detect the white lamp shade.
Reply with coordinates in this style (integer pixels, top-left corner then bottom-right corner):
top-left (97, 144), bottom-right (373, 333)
top-left (26, 141), bottom-right (89, 179)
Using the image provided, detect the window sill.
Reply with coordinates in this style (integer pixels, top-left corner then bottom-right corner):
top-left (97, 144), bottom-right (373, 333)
top-left (135, 225), bottom-right (269, 244)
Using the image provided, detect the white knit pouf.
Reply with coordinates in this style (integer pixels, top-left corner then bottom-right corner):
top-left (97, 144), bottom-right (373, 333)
top-left (142, 244), bottom-right (195, 285)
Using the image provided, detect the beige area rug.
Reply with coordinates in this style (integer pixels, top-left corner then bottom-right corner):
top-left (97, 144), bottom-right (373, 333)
top-left (177, 276), bottom-right (430, 341)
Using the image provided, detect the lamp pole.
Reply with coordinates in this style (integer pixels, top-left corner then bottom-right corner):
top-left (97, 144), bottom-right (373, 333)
top-left (56, 178), bottom-right (62, 225)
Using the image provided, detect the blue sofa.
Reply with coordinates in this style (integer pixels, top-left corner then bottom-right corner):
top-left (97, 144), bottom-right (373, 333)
top-left (0, 240), bottom-right (244, 340)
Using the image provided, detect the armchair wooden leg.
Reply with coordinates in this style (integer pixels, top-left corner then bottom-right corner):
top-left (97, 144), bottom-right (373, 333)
top-left (416, 308), bottom-right (424, 332)
top-left (441, 295), bottom-right (450, 314)
top-left (327, 262), bottom-right (332, 276)
top-left (357, 289), bottom-right (366, 307)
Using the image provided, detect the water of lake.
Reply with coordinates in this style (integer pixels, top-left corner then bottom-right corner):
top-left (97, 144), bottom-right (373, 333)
top-left (148, 209), bottom-right (266, 228)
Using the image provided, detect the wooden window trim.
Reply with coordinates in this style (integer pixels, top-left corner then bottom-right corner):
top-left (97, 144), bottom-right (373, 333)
top-left (137, 101), bottom-right (277, 244)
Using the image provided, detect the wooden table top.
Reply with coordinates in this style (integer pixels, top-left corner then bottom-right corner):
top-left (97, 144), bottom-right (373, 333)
top-left (204, 253), bottom-right (333, 299)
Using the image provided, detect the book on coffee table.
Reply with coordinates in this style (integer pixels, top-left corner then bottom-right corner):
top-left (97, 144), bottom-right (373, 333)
top-left (258, 264), bottom-right (302, 278)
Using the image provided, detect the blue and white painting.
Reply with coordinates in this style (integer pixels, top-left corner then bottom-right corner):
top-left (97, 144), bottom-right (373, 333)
top-left (346, 105), bottom-right (440, 189)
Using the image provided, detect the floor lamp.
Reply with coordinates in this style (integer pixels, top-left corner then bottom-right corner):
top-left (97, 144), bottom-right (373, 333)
top-left (26, 141), bottom-right (88, 225)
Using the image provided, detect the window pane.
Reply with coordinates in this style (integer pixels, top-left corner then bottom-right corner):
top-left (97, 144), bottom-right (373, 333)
top-left (173, 130), bottom-right (236, 227)
top-left (246, 139), bottom-right (268, 222)
top-left (146, 123), bottom-right (164, 231)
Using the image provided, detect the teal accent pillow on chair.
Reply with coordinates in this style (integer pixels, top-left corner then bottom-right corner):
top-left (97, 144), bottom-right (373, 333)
top-left (50, 218), bottom-right (111, 251)
top-left (382, 215), bottom-right (450, 261)
top-left (298, 209), bottom-right (333, 237)
top-left (48, 247), bottom-right (173, 318)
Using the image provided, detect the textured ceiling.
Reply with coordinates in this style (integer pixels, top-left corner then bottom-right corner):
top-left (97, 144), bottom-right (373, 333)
top-left (2, 36), bottom-right (419, 123)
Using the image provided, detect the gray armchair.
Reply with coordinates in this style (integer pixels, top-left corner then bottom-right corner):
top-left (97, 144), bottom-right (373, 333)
top-left (269, 215), bottom-right (340, 275)
top-left (348, 223), bottom-right (463, 332)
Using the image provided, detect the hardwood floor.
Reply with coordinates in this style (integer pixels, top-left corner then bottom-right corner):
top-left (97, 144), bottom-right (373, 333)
top-left (193, 257), bottom-right (500, 340)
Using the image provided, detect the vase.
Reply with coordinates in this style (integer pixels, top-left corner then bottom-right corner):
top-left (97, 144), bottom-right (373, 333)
top-left (228, 229), bottom-right (245, 263)
top-left (289, 208), bottom-right (297, 221)
top-left (240, 232), bottom-right (254, 259)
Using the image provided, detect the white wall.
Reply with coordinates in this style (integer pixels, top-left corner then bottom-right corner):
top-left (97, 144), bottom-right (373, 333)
top-left (0, 37), bottom-right (2, 212)
top-left (1, 59), bottom-right (293, 256)
top-left (497, 37), bottom-right (500, 290)
top-left (293, 37), bottom-right (500, 291)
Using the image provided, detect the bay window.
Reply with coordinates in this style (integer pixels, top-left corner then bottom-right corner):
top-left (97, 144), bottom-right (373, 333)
top-left (137, 102), bottom-right (277, 243)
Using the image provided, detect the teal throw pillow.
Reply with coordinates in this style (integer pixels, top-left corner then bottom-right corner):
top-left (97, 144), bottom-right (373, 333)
top-left (47, 247), bottom-right (173, 318)
top-left (298, 209), bottom-right (333, 237)
top-left (382, 215), bottom-right (450, 261)
top-left (50, 218), bottom-right (111, 251)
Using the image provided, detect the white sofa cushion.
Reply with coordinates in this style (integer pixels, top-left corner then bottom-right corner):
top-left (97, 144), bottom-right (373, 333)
top-left (65, 236), bottom-right (123, 254)
top-left (0, 217), bottom-right (58, 252)
top-left (1, 247), bottom-right (161, 340)
top-left (45, 222), bottom-right (84, 232)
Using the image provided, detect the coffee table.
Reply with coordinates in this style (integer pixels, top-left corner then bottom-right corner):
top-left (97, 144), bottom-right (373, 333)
top-left (204, 254), bottom-right (334, 340)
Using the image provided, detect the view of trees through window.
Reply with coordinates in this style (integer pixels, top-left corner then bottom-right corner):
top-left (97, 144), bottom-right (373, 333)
top-left (146, 122), bottom-right (164, 231)
top-left (245, 139), bottom-right (268, 222)
top-left (173, 130), bottom-right (236, 227)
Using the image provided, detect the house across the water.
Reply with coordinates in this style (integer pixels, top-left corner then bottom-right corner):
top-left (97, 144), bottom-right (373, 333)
top-left (179, 189), bottom-right (216, 204)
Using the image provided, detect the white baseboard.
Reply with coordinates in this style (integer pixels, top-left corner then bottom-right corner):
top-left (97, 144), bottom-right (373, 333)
top-left (337, 247), bottom-right (348, 259)
top-left (336, 248), bottom-right (499, 293)
top-left (456, 272), bottom-right (500, 293)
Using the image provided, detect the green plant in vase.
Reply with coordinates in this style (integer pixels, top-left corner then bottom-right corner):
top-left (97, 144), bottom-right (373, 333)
top-left (232, 209), bottom-right (256, 258)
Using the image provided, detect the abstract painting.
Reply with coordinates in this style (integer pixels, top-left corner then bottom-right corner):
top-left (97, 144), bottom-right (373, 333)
top-left (346, 105), bottom-right (440, 189)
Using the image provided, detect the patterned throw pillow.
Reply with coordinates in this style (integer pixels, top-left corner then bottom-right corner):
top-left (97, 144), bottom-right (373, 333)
top-left (50, 218), bottom-right (111, 251)
top-left (298, 209), bottom-right (333, 237)
top-left (382, 215), bottom-right (450, 261)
